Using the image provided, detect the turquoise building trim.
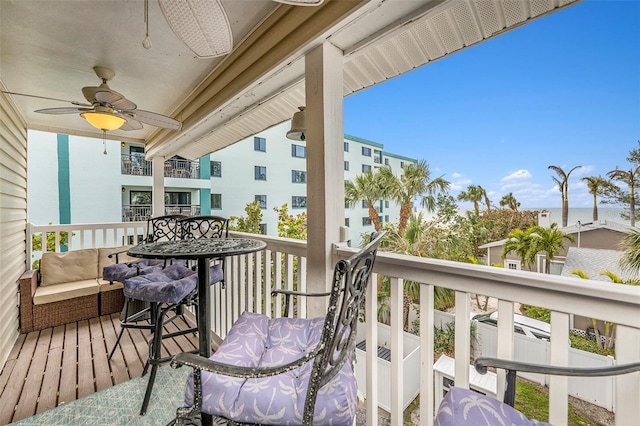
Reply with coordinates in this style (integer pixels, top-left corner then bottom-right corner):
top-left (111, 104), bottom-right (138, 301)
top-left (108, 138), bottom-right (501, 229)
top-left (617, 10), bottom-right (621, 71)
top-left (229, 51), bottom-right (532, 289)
top-left (200, 188), bottom-right (211, 215)
top-left (57, 134), bottom-right (71, 225)
top-left (200, 155), bottom-right (211, 180)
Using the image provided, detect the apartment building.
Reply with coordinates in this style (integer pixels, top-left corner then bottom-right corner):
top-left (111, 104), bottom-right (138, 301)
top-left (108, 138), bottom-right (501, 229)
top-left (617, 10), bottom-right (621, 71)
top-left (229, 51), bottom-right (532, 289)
top-left (27, 121), bottom-right (416, 247)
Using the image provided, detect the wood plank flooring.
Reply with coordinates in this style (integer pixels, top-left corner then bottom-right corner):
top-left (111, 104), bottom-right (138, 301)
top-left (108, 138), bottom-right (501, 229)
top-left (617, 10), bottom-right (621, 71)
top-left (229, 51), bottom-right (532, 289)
top-left (0, 312), bottom-right (199, 424)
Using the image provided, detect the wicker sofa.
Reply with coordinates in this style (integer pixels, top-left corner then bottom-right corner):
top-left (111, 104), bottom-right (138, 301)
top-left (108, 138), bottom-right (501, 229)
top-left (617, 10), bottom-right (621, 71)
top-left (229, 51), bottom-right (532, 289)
top-left (19, 246), bottom-right (136, 333)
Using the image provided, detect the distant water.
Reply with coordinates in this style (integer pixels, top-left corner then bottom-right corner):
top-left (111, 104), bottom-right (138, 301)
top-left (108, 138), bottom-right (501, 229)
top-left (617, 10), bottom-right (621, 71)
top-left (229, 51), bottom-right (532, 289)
top-left (420, 207), bottom-right (630, 226)
top-left (528, 207), bottom-right (629, 227)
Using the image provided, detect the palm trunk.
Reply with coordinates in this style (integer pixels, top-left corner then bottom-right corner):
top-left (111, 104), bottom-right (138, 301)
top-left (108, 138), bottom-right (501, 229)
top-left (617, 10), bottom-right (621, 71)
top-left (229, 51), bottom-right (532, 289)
top-left (368, 203), bottom-right (382, 231)
top-left (398, 203), bottom-right (412, 235)
top-left (592, 195), bottom-right (598, 221)
top-left (562, 195), bottom-right (568, 227)
top-left (630, 184), bottom-right (635, 227)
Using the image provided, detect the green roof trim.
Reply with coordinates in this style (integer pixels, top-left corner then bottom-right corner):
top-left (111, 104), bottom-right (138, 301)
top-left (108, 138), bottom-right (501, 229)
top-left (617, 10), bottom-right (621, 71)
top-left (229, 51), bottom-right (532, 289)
top-left (344, 133), bottom-right (384, 149)
top-left (382, 151), bottom-right (418, 162)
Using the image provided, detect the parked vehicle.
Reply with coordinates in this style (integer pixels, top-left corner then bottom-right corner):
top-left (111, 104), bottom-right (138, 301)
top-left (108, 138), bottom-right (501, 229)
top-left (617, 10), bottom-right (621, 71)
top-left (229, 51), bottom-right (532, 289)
top-left (471, 311), bottom-right (551, 341)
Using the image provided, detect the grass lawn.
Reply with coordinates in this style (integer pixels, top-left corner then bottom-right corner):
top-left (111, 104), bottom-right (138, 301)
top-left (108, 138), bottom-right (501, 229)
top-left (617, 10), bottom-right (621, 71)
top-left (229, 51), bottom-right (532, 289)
top-left (515, 379), bottom-right (602, 425)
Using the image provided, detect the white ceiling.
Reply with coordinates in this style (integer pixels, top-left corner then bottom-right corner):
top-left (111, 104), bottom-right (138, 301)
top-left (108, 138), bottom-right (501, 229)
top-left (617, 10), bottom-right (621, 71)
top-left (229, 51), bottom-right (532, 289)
top-left (0, 0), bottom-right (582, 160)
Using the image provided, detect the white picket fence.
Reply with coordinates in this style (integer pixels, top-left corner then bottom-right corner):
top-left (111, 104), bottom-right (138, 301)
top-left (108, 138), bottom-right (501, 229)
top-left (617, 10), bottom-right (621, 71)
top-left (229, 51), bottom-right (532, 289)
top-left (434, 310), bottom-right (617, 411)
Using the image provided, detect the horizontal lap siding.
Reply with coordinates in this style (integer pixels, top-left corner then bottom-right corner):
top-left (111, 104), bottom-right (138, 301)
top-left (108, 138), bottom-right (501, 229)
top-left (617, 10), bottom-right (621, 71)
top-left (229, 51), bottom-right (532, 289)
top-left (0, 91), bottom-right (28, 369)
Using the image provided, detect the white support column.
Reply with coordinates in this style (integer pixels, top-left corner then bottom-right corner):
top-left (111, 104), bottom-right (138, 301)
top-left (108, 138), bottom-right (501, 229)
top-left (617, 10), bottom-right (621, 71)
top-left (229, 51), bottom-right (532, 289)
top-left (305, 42), bottom-right (344, 318)
top-left (365, 272), bottom-right (378, 426)
top-left (152, 157), bottom-right (165, 217)
top-left (549, 311), bottom-right (569, 424)
top-left (390, 277), bottom-right (403, 426)
top-left (420, 284), bottom-right (435, 426)
top-left (615, 325), bottom-right (640, 425)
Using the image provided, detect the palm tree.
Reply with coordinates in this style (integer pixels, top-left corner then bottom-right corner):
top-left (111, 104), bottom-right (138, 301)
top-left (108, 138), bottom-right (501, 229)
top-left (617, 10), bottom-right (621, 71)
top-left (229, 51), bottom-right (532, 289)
top-left (345, 169), bottom-right (384, 231)
top-left (457, 185), bottom-right (485, 215)
top-left (528, 223), bottom-right (575, 274)
top-left (607, 166), bottom-right (640, 226)
top-left (378, 160), bottom-right (450, 235)
top-left (502, 228), bottom-right (537, 269)
top-left (548, 165), bottom-right (582, 227)
top-left (499, 192), bottom-right (520, 211)
top-left (619, 228), bottom-right (640, 273)
top-left (582, 175), bottom-right (609, 221)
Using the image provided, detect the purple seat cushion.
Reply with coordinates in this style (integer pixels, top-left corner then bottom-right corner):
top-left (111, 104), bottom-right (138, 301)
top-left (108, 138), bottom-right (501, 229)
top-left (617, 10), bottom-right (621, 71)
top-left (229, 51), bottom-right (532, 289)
top-left (124, 264), bottom-right (197, 304)
top-left (102, 258), bottom-right (164, 282)
top-left (183, 311), bottom-right (358, 425)
top-left (435, 387), bottom-right (551, 426)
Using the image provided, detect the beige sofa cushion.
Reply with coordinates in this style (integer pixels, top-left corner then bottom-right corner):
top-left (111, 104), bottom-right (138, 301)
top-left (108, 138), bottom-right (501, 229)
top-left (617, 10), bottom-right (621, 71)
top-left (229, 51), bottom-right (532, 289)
top-left (33, 279), bottom-right (99, 305)
top-left (98, 279), bottom-right (124, 292)
top-left (97, 246), bottom-right (138, 278)
top-left (40, 249), bottom-right (99, 286)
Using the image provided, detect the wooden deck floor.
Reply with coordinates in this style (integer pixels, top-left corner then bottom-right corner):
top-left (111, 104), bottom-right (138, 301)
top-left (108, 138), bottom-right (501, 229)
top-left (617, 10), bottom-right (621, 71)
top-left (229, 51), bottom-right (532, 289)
top-left (0, 312), bottom-right (199, 424)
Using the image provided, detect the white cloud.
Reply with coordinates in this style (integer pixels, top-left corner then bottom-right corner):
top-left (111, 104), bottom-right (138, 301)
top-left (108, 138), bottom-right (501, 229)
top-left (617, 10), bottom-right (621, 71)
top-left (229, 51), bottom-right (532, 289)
top-left (451, 172), bottom-right (463, 179)
top-left (501, 169), bottom-right (532, 182)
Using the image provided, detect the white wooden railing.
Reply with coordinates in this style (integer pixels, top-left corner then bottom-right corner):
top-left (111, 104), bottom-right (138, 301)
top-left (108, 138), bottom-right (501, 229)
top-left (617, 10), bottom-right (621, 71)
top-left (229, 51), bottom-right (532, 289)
top-left (25, 223), bottom-right (640, 425)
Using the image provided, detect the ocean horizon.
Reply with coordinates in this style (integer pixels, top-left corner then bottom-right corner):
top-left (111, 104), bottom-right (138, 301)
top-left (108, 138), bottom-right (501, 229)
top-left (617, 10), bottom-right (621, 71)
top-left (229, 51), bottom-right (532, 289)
top-left (420, 207), bottom-right (631, 227)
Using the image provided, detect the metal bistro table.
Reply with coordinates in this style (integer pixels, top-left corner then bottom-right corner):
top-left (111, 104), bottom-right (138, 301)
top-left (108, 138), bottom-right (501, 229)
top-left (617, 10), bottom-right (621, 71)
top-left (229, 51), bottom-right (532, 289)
top-left (127, 237), bottom-right (267, 359)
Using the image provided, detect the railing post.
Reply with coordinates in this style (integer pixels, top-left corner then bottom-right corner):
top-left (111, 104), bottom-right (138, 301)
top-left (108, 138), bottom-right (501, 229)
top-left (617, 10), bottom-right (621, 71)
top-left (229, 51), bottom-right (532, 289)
top-left (366, 272), bottom-right (378, 426)
top-left (615, 325), bottom-right (640, 425)
top-left (549, 311), bottom-right (569, 424)
top-left (420, 284), bottom-right (435, 426)
top-left (496, 300), bottom-right (515, 401)
top-left (390, 277), bottom-right (403, 425)
top-left (454, 292), bottom-right (471, 389)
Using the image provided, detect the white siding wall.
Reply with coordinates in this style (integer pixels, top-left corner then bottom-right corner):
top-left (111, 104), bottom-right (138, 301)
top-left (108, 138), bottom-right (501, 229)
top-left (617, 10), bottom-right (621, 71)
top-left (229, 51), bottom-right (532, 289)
top-left (0, 91), bottom-right (27, 366)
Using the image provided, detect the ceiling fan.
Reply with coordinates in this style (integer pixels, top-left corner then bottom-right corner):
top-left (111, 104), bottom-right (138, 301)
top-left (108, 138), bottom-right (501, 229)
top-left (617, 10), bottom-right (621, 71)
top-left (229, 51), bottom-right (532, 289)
top-left (9, 66), bottom-right (181, 133)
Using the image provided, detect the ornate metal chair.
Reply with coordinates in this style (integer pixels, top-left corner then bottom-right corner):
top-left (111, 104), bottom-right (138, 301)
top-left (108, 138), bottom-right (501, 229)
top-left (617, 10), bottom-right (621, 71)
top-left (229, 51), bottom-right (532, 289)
top-left (132, 215), bottom-right (229, 415)
top-left (105, 214), bottom-right (188, 360)
top-left (434, 357), bottom-right (640, 425)
top-left (168, 231), bottom-right (385, 426)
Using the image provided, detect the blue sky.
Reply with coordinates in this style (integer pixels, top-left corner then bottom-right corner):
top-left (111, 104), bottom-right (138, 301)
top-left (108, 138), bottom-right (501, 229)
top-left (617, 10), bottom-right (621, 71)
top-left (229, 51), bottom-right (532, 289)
top-left (344, 0), bottom-right (640, 210)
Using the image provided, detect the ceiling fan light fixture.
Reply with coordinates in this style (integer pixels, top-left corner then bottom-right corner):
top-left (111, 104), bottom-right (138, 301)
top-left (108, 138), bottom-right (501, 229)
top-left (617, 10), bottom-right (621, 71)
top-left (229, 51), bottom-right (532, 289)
top-left (80, 111), bottom-right (127, 131)
top-left (273, 0), bottom-right (325, 5)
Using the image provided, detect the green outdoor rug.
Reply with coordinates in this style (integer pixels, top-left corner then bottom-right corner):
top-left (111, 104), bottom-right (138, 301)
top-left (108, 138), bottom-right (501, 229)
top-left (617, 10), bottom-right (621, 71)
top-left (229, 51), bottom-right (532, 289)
top-left (11, 366), bottom-right (190, 426)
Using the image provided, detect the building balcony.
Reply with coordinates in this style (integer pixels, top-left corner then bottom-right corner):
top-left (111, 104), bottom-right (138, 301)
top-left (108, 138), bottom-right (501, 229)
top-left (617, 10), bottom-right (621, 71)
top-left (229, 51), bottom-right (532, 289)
top-left (121, 155), bottom-right (200, 179)
top-left (16, 221), bottom-right (640, 425)
top-left (122, 205), bottom-right (200, 221)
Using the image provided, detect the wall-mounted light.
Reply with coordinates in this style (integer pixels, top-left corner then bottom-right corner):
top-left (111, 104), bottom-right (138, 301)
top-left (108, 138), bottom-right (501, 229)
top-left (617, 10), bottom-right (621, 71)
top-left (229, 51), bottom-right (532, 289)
top-left (121, 141), bottom-right (126, 148)
top-left (286, 106), bottom-right (306, 141)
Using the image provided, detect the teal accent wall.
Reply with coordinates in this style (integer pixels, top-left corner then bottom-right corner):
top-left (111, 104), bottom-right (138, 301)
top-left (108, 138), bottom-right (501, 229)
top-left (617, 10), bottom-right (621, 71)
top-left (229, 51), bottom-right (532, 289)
top-left (200, 188), bottom-right (211, 214)
top-left (200, 155), bottom-right (211, 180)
top-left (57, 134), bottom-right (71, 225)
top-left (199, 155), bottom-right (211, 214)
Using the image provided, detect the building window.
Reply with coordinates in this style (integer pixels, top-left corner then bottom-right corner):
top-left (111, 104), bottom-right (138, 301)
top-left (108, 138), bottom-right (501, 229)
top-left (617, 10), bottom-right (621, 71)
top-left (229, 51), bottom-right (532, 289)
top-left (344, 161), bottom-right (350, 171)
top-left (292, 196), bottom-right (307, 208)
top-left (385, 215), bottom-right (389, 222)
top-left (259, 223), bottom-right (267, 235)
top-left (362, 147), bottom-right (371, 156)
top-left (400, 161), bottom-right (405, 169)
top-left (361, 200), bottom-right (368, 209)
top-left (506, 260), bottom-right (521, 270)
top-left (291, 144), bottom-right (306, 158)
top-left (362, 217), bottom-right (372, 226)
top-left (291, 170), bottom-right (307, 183)
top-left (255, 195), bottom-right (267, 209)
top-left (385, 200), bottom-right (390, 208)
top-left (211, 161), bottom-right (222, 177)
top-left (254, 166), bottom-right (267, 180)
top-left (374, 150), bottom-right (382, 164)
top-left (385, 158), bottom-right (389, 165)
top-left (344, 142), bottom-right (349, 152)
top-left (362, 164), bottom-right (372, 173)
top-left (211, 193), bottom-right (222, 209)
top-left (345, 218), bottom-right (350, 227)
top-left (254, 137), bottom-right (266, 152)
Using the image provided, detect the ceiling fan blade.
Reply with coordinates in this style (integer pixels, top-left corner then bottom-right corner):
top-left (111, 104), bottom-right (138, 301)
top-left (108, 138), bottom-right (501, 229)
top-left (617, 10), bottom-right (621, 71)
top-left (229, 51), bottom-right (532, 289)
top-left (159, 0), bottom-right (232, 58)
top-left (273, 0), bottom-right (325, 4)
top-left (35, 107), bottom-right (93, 114)
top-left (125, 110), bottom-right (182, 130)
top-left (1, 91), bottom-right (91, 107)
top-left (119, 118), bottom-right (144, 131)
top-left (95, 90), bottom-right (137, 111)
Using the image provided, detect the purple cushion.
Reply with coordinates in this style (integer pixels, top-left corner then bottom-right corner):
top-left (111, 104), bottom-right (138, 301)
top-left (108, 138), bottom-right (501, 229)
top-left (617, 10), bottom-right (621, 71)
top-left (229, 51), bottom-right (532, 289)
top-left (183, 311), bottom-right (358, 425)
top-left (124, 264), bottom-right (197, 304)
top-left (102, 259), bottom-right (164, 282)
top-left (435, 387), bottom-right (551, 426)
